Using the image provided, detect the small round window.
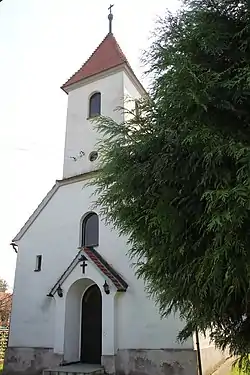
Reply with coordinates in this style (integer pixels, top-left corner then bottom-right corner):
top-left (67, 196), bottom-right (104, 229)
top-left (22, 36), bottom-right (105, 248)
top-left (89, 151), bottom-right (98, 162)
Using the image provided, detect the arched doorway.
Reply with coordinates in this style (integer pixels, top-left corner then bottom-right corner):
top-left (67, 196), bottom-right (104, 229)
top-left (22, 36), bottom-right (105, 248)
top-left (81, 284), bottom-right (102, 364)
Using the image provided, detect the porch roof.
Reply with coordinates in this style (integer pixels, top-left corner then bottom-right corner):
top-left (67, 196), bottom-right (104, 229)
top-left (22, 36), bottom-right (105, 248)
top-left (47, 247), bottom-right (128, 296)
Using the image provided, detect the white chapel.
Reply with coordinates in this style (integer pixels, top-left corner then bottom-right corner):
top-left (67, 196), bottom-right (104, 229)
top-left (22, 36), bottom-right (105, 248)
top-left (5, 8), bottom-right (227, 375)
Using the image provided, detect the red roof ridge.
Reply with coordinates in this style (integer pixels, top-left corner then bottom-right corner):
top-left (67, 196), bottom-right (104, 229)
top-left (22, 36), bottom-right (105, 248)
top-left (61, 32), bottom-right (129, 90)
top-left (83, 247), bottom-right (128, 291)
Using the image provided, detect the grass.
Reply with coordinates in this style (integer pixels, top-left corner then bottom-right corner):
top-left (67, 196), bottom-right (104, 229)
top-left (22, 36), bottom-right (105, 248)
top-left (230, 359), bottom-right (250, 375)
top-left (231, 366), bottom-right (242, 375)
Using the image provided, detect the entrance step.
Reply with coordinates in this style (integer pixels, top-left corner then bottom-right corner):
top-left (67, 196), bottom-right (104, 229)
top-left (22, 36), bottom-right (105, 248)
top-left (43, 363), bottom-right (104, 375)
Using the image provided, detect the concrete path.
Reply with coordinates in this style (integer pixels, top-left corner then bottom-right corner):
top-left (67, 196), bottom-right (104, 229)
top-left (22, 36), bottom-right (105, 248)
top-left (43, 363), bottom-right (104, 375)
top-left (211, 357), bottom-right (236, 375)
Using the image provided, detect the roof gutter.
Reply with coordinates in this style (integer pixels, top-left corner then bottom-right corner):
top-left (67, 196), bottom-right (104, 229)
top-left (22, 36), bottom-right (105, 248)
top-left (10, 242), bottom-right (18, 253)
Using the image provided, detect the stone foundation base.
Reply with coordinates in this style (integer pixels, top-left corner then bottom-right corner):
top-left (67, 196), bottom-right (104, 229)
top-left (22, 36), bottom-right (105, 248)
top-left (3, 347), bottom-right (227, 375)
top-left (3, 347), bottom-right (63, 375)
top-left (102, 355), bottom-right (116, 374)
top-left (104, 349), bottom-right (197, 375)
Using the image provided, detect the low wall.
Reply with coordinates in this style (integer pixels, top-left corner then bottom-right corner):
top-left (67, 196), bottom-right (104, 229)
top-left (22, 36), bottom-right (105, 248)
top-left (200, 346), bottom-right (229, 375)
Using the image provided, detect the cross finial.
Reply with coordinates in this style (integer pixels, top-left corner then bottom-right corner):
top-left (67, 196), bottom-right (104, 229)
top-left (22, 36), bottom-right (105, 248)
top-left (108, 4), bottom-right (114, 34)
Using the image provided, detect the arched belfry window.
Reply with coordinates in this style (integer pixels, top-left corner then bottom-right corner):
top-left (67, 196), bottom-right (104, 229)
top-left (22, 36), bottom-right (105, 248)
top-left (81, 212), bottom-right (99, 247)
top-left (89, 92), bottom-right (101, 118)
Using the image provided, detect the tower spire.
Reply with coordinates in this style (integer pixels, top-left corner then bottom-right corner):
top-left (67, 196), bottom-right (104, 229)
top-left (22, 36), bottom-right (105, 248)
top-left (108, 4), bottom-right (114, 34)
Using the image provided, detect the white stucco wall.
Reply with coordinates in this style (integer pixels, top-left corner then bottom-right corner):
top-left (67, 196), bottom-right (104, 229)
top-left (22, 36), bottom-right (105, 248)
top-left (122, 71), bottom-right (142, 123)
top-left (9, 180), bottom-right (193, 353)
top-left (193, 332), bottom-right (212, 350)
top-left (123, 71), bottom-right (142, 102)
top-left (63, 71), bottom-right (124, 179)
top-left (9, 67), bottom-right (193, 357)
top-left (9, 249), bottom-right (56, 348)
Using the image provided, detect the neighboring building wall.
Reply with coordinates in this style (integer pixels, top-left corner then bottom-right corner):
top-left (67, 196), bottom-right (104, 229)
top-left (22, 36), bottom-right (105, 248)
top-left (63, 71), bottom-right (124, 179)
top-left (193, 332), bottom-right (229, 375)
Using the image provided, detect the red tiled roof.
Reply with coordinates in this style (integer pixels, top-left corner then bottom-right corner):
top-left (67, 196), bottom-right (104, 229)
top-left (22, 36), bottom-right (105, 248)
top-left (61, 33), bottom-right (129, 90)
top-left (84, 247), bottom-right (128, 292)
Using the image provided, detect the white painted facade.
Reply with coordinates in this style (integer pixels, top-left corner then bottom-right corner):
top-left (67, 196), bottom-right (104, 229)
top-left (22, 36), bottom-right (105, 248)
top-left (7, 34), bottom-right (227, 375)
top-left (63, 69), bottom-right (143, 179)
top-left (9, 180), bottom-right (193, 353)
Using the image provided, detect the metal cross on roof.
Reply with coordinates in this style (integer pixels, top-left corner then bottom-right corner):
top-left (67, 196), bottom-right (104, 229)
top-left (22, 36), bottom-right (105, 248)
top-left (108, 4), bottom-right (114, 34)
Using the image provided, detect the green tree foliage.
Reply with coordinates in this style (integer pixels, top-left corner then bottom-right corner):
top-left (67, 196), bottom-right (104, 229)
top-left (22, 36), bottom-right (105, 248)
top-left (0, 279), bottom-right (10, 328)
top-left (91, 0), bottom-right (250, 365)
top-left (0, 293), bottom-right (11, 327)
top-left (0, 280), bottom-right (7, 293)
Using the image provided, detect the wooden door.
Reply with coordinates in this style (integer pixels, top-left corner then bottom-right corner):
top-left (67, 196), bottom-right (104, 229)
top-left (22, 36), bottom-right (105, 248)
top-left (81, 284), bottom-right (102, 364)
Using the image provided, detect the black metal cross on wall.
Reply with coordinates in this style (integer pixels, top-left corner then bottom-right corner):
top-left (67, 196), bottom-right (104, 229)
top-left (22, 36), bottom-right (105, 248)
top-left (79, 255), bottom-right (88, 274)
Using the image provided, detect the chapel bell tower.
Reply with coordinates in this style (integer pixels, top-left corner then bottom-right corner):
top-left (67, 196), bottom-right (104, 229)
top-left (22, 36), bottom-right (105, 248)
top-left (61, 5), bottom-right (146, 179)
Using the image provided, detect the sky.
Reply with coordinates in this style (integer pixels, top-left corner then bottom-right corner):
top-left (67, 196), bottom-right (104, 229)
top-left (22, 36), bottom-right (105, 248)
top-left (0, 0), bottom-right (180, 289)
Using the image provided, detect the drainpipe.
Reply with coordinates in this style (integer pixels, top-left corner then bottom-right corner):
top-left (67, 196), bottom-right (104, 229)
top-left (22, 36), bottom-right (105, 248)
top-left (195, 328), bottom-right (203, 375)
top-left (10, 242), bottom-right (18, 253)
